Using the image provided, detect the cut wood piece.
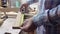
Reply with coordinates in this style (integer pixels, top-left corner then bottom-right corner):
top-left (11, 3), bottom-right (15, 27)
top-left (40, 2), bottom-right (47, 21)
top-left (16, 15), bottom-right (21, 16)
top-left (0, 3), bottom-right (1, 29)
top-left (0, 8), bottom-right (19, 12)
top-left (0, 19), bottom-right (4, 23)
top-left (0, 0), bottom-right (1, 7)
top-left (0, 19), bottom-right (4, 26)
top-left (13, 12), bottom-right (24, 27)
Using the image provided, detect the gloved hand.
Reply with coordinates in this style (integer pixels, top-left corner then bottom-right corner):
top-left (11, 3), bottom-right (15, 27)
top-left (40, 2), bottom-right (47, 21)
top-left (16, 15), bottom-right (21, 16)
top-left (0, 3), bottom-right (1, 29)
top-left (20, 18), bottom-right (37, 32)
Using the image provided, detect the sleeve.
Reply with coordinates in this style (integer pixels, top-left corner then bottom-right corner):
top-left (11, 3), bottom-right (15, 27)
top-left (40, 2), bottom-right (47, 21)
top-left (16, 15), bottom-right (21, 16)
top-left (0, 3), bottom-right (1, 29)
top-left (57, 5), bottom-right (60, 17)
top-left (32, 10), bottom-right (49, 26)
top-left (55, 5), bottom-right (60, 24)
top-left (47, 5), bottom-right (60, 25)
top-left (32, 0), bottom-right (46, 26)
top-left (32, 5), bottom-right (60, 26)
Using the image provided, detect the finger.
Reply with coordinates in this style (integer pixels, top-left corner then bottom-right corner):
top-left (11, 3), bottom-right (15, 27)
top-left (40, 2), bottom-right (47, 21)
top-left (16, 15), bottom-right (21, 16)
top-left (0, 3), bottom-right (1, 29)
top-left (20, 24), bottom-right (31, 32)
top-left (20, 20), bottom-right (28, 27)
top-left (20, 23), bottom-right (24, 27)
top-left (20, 23), bottom-right (30, 30)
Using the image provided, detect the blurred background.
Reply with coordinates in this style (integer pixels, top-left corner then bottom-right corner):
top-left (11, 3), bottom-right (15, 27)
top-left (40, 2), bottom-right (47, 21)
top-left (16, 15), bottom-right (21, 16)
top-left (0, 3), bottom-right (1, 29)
top-left (0, 0), bottom-right (38, 34)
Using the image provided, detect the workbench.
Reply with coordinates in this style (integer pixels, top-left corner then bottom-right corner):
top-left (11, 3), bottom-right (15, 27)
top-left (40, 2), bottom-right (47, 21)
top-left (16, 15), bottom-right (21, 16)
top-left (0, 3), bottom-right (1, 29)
top-left (0, 18), bottom-right (21, 34)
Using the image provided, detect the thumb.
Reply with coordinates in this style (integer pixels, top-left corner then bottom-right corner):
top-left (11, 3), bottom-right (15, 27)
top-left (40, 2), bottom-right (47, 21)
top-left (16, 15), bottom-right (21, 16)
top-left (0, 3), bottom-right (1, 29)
top-left (20, 27), bottom-right (24, 30)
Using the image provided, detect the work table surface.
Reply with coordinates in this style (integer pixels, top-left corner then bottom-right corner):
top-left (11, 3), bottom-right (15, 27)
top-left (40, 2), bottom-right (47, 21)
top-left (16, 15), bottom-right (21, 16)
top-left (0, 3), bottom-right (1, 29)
top-left (0, 18), bottom-right (21, 34)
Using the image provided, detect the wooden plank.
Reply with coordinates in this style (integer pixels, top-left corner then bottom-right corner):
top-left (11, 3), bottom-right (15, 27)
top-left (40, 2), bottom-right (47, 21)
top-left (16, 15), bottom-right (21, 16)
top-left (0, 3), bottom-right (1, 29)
top-left (0, 0), bottom-right (1, 6)
top-left (13, 12), bottom-right (24, 27)
top-left (0, 19), bottom-right (4, 26)
top-left (0, 8), bottom-right (19, 12)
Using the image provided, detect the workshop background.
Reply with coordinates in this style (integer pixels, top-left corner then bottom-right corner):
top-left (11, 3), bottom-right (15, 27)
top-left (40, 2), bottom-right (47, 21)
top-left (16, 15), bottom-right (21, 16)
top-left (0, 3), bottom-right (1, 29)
top-left (0, 0), bottom-right (38, 34)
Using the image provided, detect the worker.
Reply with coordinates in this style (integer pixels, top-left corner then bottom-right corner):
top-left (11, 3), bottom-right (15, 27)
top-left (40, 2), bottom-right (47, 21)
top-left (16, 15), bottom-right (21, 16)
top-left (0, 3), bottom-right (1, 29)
top-left (20, 0), bottom-right (60, 34)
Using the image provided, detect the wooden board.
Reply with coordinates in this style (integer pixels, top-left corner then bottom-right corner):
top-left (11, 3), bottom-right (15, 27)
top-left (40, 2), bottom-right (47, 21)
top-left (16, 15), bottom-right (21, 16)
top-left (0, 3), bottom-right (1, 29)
top-left (0, 19), bottom-right (4, 26)
top-left (0, 8), bottom-right (19, 12)
top-left (0, 0), bottom-right (1, 6)
top-left (13, 12), bottom-right (24, 27)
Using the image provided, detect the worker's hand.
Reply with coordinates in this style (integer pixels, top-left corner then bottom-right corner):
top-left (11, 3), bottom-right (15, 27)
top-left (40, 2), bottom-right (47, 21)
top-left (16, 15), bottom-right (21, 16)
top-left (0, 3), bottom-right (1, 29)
top-left (20, 3), bottom-right (28, 12)
top-left (20, 18), bottom-right (37, 32)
